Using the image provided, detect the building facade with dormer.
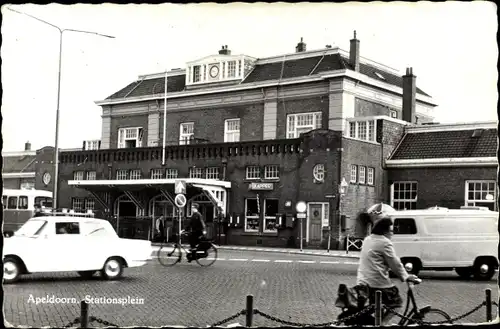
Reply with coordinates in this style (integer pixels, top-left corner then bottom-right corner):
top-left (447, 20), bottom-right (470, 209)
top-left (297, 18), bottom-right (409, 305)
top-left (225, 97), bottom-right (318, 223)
top-left (31, 32), bottom-right (497, 249)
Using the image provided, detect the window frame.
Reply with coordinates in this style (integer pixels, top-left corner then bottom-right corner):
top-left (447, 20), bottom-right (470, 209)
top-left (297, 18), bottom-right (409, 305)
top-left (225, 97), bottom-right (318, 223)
top-left (263, 198), bottom-right (280, 233)
top-left (189, 167), bottom-right (204, 179)
top-left (86, 171), bottom-right (96, 180)
top-left (205, 167), bottom-right (220, 180)
top-left (391, 181), bottom-right (418, 210)
top-left (350, 165), bottom-right (358, 183)
top-left (286, 112), bottom-right (322, 139)
top-left (116, 169), bottom-right (128, 180)
top-left (313, 164), bottom-right (325, 182)
top-left (85, 198), bottom-right (95, 211)
top-left (367, 167), bottom-right (375, 185)
top-left (150, 169), bottom-right (163, 179)
top-left (264, 165), bottom-right (280, 180)
top-left (245, 166), bottom-right (260, 180)
top-left (244, 198), bottom-right (260, 232)
top-left (348, 120), bottom-right (377, 142)
top-left (224, 118), bottom-right (241, 142)
top-left (117, 127), bottom-right (143, 149)
top-left (166, 168), bottom-right (178, 179)
top-left (465, 180), bottom-right (497, 211)
top-left (130, 169), bottom-right (142, 180)
top-left (179, 122), bottom-right (195, 145)
top-left (72, 197), bottom-right (84, 211)
top-left (393, 218), bottom-right (418, 235)
top-left (7, 196), bottom-right (18, 209)
top-left (18, 196), bottom-right (29, 210)
top-left (359, 166), bottom-right (366, 184)
top-left (73, 171), bottom-right (84, 181)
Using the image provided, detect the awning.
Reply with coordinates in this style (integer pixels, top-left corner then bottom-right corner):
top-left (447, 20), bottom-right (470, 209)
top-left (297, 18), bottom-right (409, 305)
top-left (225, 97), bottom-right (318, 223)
top-left (3, 172), bottom-right (36, 179)
top-left (68, 178), bottom-right (231, 189)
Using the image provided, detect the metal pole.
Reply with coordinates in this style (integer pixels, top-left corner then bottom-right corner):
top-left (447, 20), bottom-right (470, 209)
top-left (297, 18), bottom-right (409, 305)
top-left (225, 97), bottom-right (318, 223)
top-left (162, 70), bottom-right (168, 165)
top-left (80, 300), bottom-right (89, 328)
top-left (53, 30), bottom-right (63, 210)
top-left (486, 288), bottom-right (492, 322)
top-left (375, 290), bottom-right (382, 326)
top-left (299, 216), bottom-right (303, 251)
top-left (246, 295), bottom-right (254, 327)
top-left (178, 208), bottom-right (182, 245)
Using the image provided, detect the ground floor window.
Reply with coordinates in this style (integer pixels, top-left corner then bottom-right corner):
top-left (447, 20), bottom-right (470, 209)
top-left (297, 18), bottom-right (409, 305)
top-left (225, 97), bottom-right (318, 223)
top-left (263, 199), bottom-right (279, 232)
top-left (391, 181), bottom-right (417, 210)
top-left (465, 180), bottom-right (497, 211)
top-left (245, 198), bottom-right (259, 232)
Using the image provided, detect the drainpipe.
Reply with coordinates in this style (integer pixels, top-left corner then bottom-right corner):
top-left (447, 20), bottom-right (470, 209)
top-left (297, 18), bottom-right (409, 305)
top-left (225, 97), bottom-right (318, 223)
top-left (336, 136), bottom-right (344, 250)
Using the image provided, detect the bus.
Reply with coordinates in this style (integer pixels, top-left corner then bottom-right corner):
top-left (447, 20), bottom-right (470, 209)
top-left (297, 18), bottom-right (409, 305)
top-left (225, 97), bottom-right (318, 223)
top-left (2, 189), bottom-right (53, 235)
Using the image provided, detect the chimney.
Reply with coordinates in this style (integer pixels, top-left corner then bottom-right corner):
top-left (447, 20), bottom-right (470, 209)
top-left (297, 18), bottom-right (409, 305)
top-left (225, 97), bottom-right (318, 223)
top-left (218, 45), bottom-right (231, 55)
top-left (25, 141), bottom-right (31, 151)
top-left (295, 37), bottom-right (306, 52)
top-left (349, 30), bottom-right (360, 71)
top-left (402, 67), bottom-right (417, 124)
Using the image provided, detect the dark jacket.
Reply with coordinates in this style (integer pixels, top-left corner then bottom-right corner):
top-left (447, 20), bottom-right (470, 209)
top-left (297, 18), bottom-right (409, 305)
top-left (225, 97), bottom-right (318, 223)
top-left (189, 212), bottom-right (205, 232)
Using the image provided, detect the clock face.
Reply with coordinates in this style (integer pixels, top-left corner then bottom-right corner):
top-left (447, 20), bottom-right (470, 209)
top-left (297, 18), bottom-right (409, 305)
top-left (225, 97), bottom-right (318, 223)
top-left (209, 65), bottom-right (220, 78)
top-left (42, 172), bottom-right (51, 185)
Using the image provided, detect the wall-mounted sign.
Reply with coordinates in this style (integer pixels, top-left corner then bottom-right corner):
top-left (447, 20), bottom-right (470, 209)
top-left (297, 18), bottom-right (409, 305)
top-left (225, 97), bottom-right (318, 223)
top-left (249, 182), bottom-right (274, 191)
top-left (42, 172), bottom-right (51, 185)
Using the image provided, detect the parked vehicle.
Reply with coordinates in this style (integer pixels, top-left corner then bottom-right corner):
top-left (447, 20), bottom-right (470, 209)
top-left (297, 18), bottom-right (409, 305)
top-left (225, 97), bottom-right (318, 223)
top-left (387, 206), bottom-right (499, 280)
top-left (3, 214), bottom-right (152, 283)
top-left (2, 189), bottom-right (53, 235)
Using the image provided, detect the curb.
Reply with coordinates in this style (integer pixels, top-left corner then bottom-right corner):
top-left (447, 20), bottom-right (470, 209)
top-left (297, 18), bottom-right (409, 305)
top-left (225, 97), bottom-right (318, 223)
top-left (152, 243), bottom-right (360, 259)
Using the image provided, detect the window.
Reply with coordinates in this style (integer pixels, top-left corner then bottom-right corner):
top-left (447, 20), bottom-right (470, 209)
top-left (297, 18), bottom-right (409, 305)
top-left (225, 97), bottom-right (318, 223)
top-left (193, 65), bottom-right (201, 82)
top-left (130, 169), bottom-right (142, 180)
top-left (313, 164), bottom-right (325, 182)
top-left (465, 180), bottom-right (497, 211)
top-left (56, 222), bottom-right (80, 235)
top-left (227, 61), bottom-right (236, 78)
top-left (350, 165), bottom-right (358, 183)
top-left (203, 64), bottom-right (207, 81)
top-left (390, 110), bottom-right (398, 119)
top-left (85, 198), bottom-right (95, 210)
top-left (86, 171), bottom-right (96, 180)
top-left (222, 62), bottom-right (225, 78)
top-left (367, 168), bottom-right (374, 185)
top-left (18, 196), bottom-right (28, 210)
top-left (179, 122), bottom-right (194, 145)
top-left (118, 127), bottom-right (143, 148)
top-left (264, 165), bottom-right (280, 179)
top-left (166, 169), bottom-right (178, 179)
top-left (246, 166), bottom-right (260, 180)
top-left (151, 169), bottom-right (163, 179)
top-left (264, 199), bottom-right (279, 232)
top-left (286, 112), bottom-right (322, 138)
top-left (238, 60), bottom-right (242, 77)
top-left (245, 198), bottom-right (260, 232)
top-left (393, 218), bottom-right (417, 235)
top-left (72, 198), bottom-right (84, 211)
top-left (348, 120), bottom-right (377, 142)
top-left (35, 196), bottom-right (52, 208)
top-left (391, 181), bottom-right (418, 210)
top-left (359, 166), bottom-right (366, 184)
top-left (85, 140), bottom-right (99, 150)
top-left (116, 170), bottom-right (128, 180)
top-left (7, 196), bottom-right (18, 209)
top-left (74, 171), bottom-right (84, 181)
top-left (205, 167), bottom-right (220, 180)
top-left (189, 167), bottom-right (204, 179)
top-left (224, 119), bottom-right (240, 142)
top-left (2, 196), bottom-right (7, 209)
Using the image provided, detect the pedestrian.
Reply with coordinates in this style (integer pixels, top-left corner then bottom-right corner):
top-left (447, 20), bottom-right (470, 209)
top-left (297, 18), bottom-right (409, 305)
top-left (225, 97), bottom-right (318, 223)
top-left (356, 216), bottom-right (420, 325)
top-left (186, 203), bottom-right (207, 262)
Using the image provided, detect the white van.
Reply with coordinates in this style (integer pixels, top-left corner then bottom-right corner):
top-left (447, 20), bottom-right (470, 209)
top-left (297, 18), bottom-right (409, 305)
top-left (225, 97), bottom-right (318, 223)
top-left (387, 206), bottom-right (499, 281)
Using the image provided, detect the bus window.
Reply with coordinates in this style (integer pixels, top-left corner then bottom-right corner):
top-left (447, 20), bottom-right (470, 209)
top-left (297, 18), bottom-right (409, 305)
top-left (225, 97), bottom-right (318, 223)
top-left (35, 196), bottom-right (53, 208)
top-left (18, 196), bottom-right (29, 210)
top-left (7, 196), bottom-right (18, 209)
top-left (2, 196), bottom-right (6, 209)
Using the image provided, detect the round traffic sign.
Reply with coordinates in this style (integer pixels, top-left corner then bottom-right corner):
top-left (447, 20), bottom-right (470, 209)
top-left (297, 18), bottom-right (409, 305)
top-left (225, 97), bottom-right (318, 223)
top-left (296, 201), bottom-right (307, 213)
top-left (174, 194), bottom-right (187, 208)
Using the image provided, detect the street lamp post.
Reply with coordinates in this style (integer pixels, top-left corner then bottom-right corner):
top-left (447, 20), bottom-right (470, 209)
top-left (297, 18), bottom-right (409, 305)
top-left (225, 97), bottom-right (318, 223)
top-left (7, 7), bottom-right (114, 210)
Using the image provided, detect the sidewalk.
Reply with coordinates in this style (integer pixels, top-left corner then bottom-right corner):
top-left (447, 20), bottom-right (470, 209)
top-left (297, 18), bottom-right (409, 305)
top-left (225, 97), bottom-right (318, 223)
top-left (152, 243), bottom-right (360, 259)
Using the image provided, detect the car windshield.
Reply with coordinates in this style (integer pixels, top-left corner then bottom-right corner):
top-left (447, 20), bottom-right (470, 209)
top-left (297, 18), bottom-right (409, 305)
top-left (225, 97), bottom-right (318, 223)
top-left (15, 220), bottom-right (46, 236)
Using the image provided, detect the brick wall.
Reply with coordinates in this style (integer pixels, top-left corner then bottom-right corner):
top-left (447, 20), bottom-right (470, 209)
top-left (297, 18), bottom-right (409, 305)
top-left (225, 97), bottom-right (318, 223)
top-left (355, 98), bottom-right (397, 117)
top-left (388, 167), bottom-right (497, 209)
top-left (110, 115), bottom-right (149, 149)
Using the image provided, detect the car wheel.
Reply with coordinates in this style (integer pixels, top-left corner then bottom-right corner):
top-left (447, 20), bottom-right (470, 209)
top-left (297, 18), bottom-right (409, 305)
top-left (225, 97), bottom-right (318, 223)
top-left (77, 271), bottom-right (96, 279)
top-left (4, 257), bottom-right (21, 284)
top-left (473, 260), bottom-right (496, 281)
top-left (455, 267), bottom-right (473, 279)
top-left (401, 258), bottom-right (421, 275)
top-left (101, 258), bottom-right (123, 280)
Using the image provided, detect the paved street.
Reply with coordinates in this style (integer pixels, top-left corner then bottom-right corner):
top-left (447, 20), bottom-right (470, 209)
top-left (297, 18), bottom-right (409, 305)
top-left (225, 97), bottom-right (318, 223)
top-left (4, 249), bottom-right (498, 328)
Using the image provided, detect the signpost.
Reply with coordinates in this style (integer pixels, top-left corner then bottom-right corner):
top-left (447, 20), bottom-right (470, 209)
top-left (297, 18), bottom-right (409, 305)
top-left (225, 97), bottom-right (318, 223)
top-left (174, 194), bottom-right (187, 208)
top-left (174, 180), bottom-right (186, 244)
top-left (296, 201), bottom-right (307, 251)
top-left (175, 180), bottom-right (186, 194)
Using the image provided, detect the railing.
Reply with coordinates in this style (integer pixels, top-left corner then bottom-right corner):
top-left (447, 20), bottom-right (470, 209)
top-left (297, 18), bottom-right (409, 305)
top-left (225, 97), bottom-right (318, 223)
top-left (60, 138), bottom-right (301, 164)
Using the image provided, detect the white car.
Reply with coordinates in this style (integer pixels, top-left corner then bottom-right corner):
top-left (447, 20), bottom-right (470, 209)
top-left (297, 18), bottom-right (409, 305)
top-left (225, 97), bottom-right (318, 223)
top-left (3, 215), bottom-right (152, 283)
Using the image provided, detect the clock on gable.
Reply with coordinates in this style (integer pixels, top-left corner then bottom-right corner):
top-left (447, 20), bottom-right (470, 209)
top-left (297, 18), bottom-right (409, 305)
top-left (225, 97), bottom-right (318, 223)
top-left (208, 64), bottom-right (220, 79)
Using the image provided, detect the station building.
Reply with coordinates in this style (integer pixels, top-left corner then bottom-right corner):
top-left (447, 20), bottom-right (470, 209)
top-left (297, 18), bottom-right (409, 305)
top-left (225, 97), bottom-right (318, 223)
top-left (27, 32), bottom-right (497, 249)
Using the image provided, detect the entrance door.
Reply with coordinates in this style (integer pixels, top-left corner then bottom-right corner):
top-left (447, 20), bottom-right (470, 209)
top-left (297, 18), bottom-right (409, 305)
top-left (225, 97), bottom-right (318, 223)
top-left (308, 204), bottom-right (323, 245)
top-left (200, 204), bottom-right (214, 238)
top-left (118, 201), bottom-right (136, 218)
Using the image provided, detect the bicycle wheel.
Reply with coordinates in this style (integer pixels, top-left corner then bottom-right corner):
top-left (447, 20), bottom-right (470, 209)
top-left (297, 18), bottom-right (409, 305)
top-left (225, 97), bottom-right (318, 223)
top-left (195, 242), bottom-right (218, 267)
top-left (411, 308), bottom-right (452, 325)
top-left (157, 243), bottom-right (181, 267)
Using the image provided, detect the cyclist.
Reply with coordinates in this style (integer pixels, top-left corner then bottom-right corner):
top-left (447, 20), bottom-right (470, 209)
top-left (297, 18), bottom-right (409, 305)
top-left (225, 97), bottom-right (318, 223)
top-left (356, 216), bottom-right (420, 325)
top-left (186, 203), bottom-right (207, 262)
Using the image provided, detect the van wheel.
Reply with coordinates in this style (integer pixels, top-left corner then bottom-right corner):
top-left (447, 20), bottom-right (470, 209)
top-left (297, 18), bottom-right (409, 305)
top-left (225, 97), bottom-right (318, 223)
top-left (473, 259), bottom-right (496, 281)
top-left (455, 267), bottom-right (473, 279)
top-left (401, 258), bottom-right (421, 275)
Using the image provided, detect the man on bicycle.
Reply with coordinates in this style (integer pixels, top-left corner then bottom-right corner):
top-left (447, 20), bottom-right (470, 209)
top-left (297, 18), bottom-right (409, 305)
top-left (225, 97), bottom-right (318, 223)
top-left (357, 216), bottom-right (420, 325)
top-left (186, 203), bottom-right (206, 262)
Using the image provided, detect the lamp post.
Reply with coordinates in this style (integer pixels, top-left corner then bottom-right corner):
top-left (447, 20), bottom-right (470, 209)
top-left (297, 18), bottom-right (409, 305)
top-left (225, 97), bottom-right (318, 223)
top-left (326, 177), bottom-right (349, 252)
top-left (295, 201), bottom-right (307, 251)
top-left (7, 7), bottom-right (114, 210)
top-left (337, 177), bottom-right (349, 247)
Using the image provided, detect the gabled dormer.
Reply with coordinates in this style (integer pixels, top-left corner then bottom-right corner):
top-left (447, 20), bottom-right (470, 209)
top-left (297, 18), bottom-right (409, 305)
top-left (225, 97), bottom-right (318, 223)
top-left (185, 45), bottom-right (256, 89)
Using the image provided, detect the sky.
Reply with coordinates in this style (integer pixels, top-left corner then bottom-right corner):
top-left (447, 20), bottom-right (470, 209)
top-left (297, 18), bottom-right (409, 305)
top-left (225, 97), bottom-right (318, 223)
top-left (1, 2), bottom-right (498, 152)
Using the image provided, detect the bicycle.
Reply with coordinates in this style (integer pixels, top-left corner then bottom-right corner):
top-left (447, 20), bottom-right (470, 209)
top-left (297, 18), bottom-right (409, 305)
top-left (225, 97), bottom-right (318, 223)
top-left (157, 231), bottom-right (218, 267)
top-left (337, 278), bottom-right (452, 326)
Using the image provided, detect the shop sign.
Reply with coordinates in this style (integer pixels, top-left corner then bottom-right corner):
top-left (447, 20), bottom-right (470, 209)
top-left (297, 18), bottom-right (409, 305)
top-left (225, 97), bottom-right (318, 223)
top-left (249, 182), bottom-right (274, 191)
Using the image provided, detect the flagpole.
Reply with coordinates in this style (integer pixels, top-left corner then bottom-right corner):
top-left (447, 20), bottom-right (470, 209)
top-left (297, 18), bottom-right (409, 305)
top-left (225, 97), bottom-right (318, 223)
top-left (162, 69), bottom-right (168, 165)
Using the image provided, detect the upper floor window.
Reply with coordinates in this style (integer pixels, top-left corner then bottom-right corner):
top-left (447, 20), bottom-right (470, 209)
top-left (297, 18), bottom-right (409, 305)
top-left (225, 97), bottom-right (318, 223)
top-left (391, 181), bottom-right (418, 210)
top-left (189, 167), bottom-right (204, 179)
top-left (246, 166), bottom-right (260, 180)
top-left (74, 171), bottom-right (84, 181)
top-left (350, 165), bottom-right (357, 183)
top-left (166, 169), bottom-right (178, 179)
top-left (84, 140), bottom-right (100, 150)
top-left (465, 180), bottom-right (497, 211)
top-left (348, 120), bottom-right (376, 142)
top-left (227, 61), bottom-right (237, 78)
top-left (264, 165), bottom-right (280, 180)
top-left (287, 112), bottom-right (322, 138)
top-left (118, 127), bottom-right (143, 148)
top-left (313, 164), bottom-right (325, 182)
top-left (390, 110), bottom-right (398, 119)
top-left (180, 122), bottom-right (194, 145)
top-left (151, 169), bottom-right (163, 179)
top-left (224, 119), bottom-right (240, 142)
top-left (192, 65), bottom-right (201, 83)
top-left (130, 169), bottom-right (142, 180)
top-left (206, 167), bottom-right (220, 180)
top-left (116, 170), bottom-right (128, 180)
top-left (359, 166), bottom-right (366, 184)
top-left (86, 171), bottom-right (96, 180)
top-left (367, 167), bottom-right (375, 185)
